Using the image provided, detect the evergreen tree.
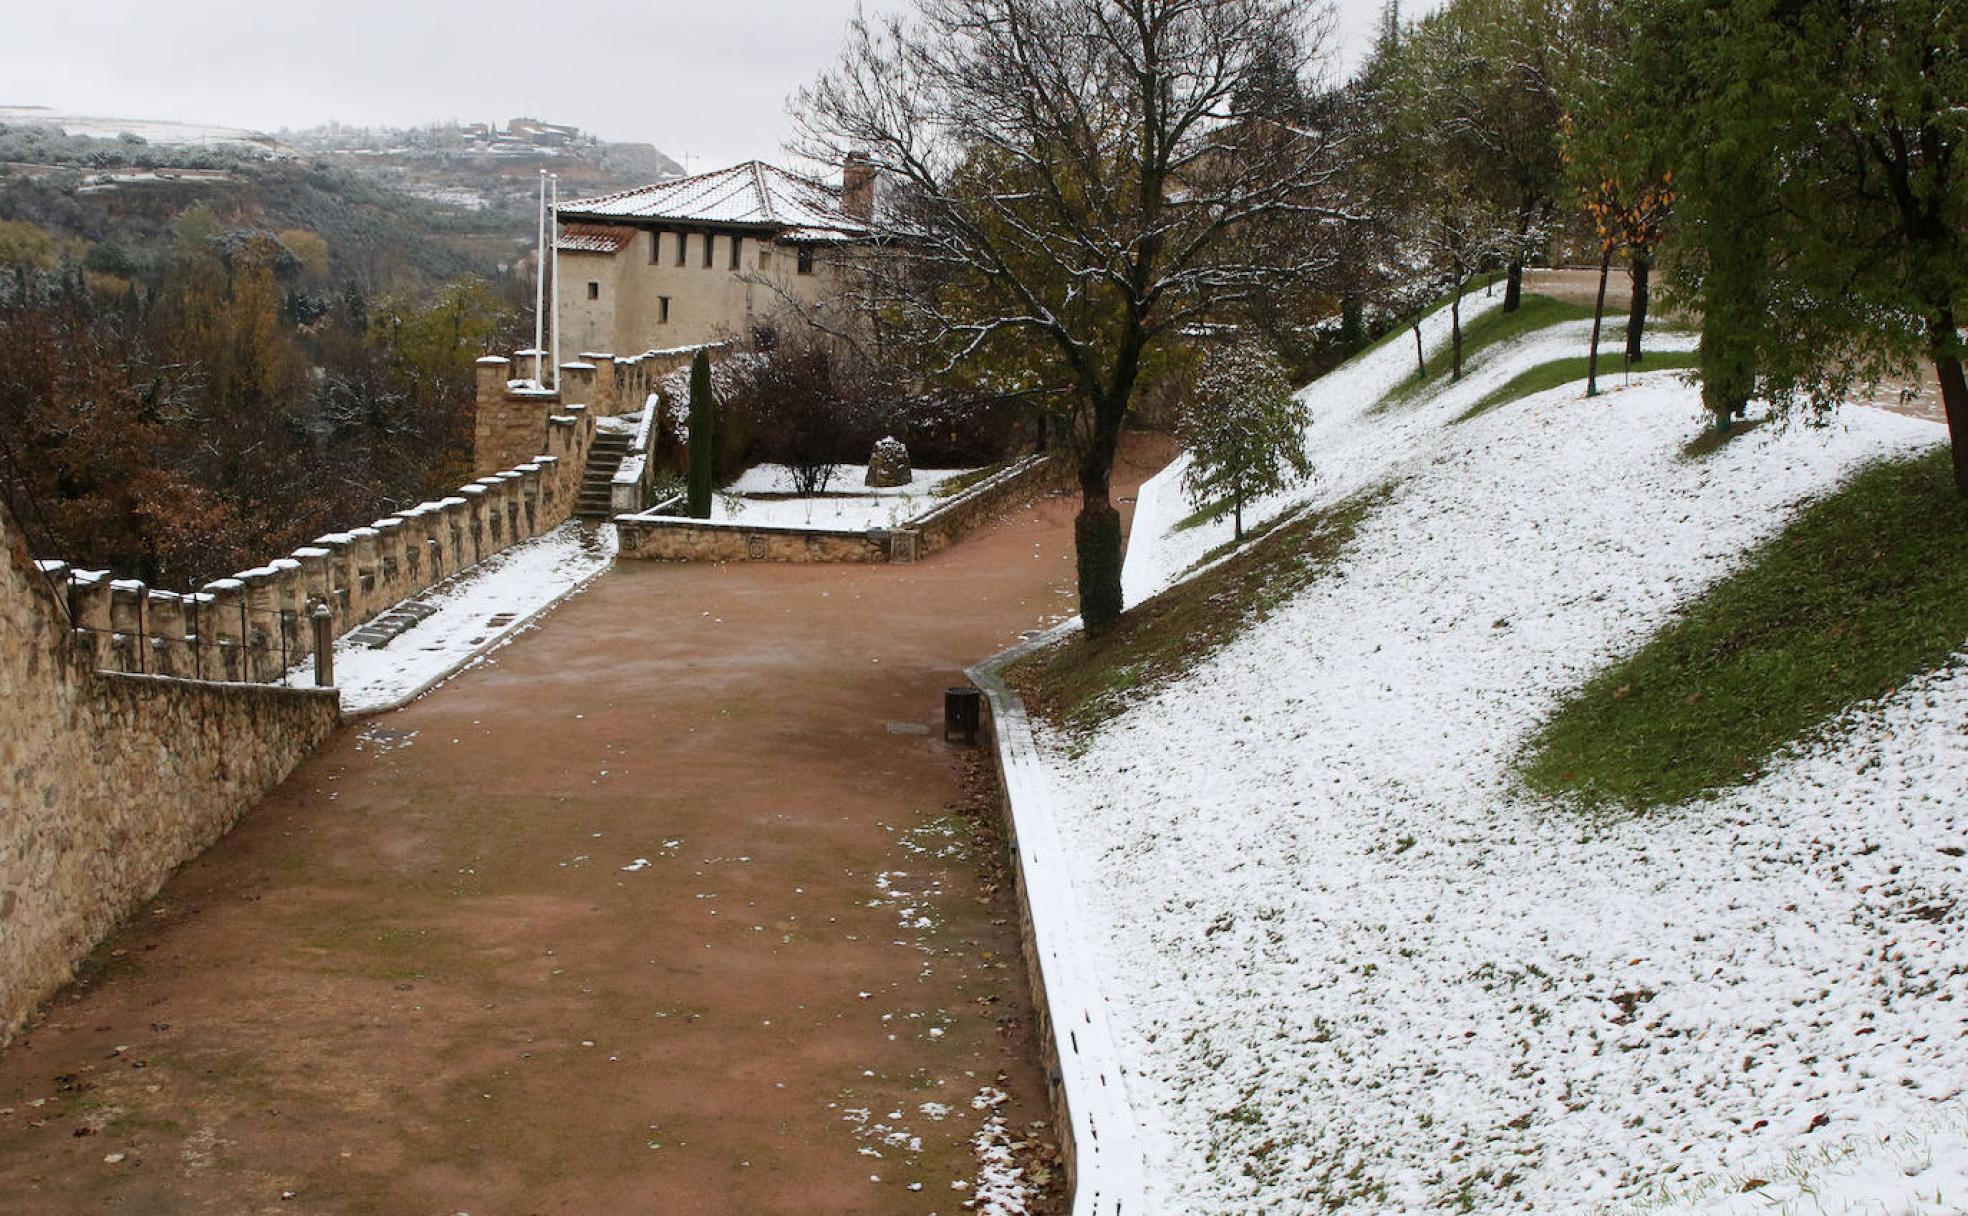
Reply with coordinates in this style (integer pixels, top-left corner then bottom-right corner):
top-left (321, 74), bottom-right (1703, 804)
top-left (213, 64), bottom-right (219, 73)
top-left (1177, 343), bottom-right (1313, 542)
top-left (686, 349), bottom-right (716, 519)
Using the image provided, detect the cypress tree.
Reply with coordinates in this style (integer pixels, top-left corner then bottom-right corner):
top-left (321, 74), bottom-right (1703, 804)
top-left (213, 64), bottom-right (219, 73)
top-left (686, 350), bottom-right (716, 519)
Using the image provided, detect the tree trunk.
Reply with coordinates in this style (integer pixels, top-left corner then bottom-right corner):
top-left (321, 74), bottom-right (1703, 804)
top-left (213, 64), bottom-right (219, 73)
top-left (1625, 254), bottom-right (1651, 364)
top-left (1587, 246), bottom-right (1611, 397)
top-left (1075, 406), bottom-right (1126, 629)
top-left (1412, 320), bottom-right (1426, 381)
top-left (1931, 310), bottom-right (1968, 498)
top-left (1450, 281), bottom-right (1464, 381)
top-left (1503, 256), bottom-right (1523, 313)
top-left (1233, 488), bottom-right (1244, 543)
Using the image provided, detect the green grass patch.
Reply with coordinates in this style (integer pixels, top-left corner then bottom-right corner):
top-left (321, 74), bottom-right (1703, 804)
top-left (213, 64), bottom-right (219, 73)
top-left (1353, 272), bottom-right (1510, 362)
top-left (933, 460), bottom-right (1012, 498)
top-left (1679, 415), bottom-right (1769, 460)
top-left (1171, 495), bottom-right (1234, 532)
top-left (1454, 349), bottom-right (1701, 424)
top-left (1520, 446), bottom-right (1968, 811)
top-left (1372, 294), bottom-right (1596, 414)
top-left (1008, 484), bottom-right (1392, 735)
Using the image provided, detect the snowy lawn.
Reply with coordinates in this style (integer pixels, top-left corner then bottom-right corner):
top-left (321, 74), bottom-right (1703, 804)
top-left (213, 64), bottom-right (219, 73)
top-left (646, 465), bottom-right (978, 531)
top-left (320, 521), bottom-right (615, 714)
top-left (1040, 307), bottom-right (1965, 1212)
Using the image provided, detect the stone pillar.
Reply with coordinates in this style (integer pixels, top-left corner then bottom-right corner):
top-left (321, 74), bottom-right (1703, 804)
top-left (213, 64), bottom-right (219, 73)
top-left (496, 470), bottom-right (526, 542)
top-left (107, 578), bottom-right (147, 673)
top-left (269, 557), bottom-right (306, 667)
top-left (67, 570), bottom-right (112, 669)
top-left (200, 578), bottom-right (247, 680)
top-left (533, 456), bottom-right (561, 526)
top-left (475, 355), bottom-right (512, 477)
top-left (560, 361), bottom-right (597, 411)
top-left (346, 527), bottom-right (381, 625)
top-left (586, 355), bottom-right (620, 414)
top-left (474, 477), bottom-right (509, 550)
top-left (516, 464), bottom-right (544, 537)
top-left (292, 546), bottom-right (333, 610)
top-left (458, 484), bottom-right (489, 565)
top-left (144, 591), bottom-right (187, 677)
top-left (373, 517), bottom-right (408, 604)
top-left (237, 567), bottom-right (281, 681)
top-left (439, 496), bottom-right (471, 571)
top-left (313, 534), bottom-right (356, 621)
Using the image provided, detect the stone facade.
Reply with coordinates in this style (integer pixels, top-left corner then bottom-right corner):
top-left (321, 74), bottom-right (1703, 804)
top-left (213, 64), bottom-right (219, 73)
top-left (0, 505), bottom-right (341, 1044)
top-left (557, 228), bottom-right (845, 356)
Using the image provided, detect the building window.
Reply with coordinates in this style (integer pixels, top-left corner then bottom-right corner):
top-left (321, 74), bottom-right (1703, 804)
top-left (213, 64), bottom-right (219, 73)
top-left (674, 232), bottom-right (687, 267)
top-left (703, 234), bottom-right (715, 268)
top-left (796, 245), bottom-right (815, 275)
top-left (729, 235), bottom-right (742, 270)
top-left (658, 296), bottom-right (671, 324)
top-left (586, 281), bottom-right (599, 300)
top-left (758, 247), bottom-right (772, 269)
top-left (649, 231), bottom-right (662, 264)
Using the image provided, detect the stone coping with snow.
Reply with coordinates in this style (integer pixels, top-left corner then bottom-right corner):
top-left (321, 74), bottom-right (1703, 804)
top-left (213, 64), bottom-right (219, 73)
top-left (969, 630), bottom-right (1148, 1216)
top-left (1043, 297), bottom-right (1964, 1213)
top-left (316, 521), bottom-right (616, 715)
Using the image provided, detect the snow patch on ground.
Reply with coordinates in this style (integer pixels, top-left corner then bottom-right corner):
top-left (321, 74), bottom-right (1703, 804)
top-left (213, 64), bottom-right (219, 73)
top-left (326, 521), bottom-right (615, 714)
top-left (1043, 307), bottom-right (1963, 1213)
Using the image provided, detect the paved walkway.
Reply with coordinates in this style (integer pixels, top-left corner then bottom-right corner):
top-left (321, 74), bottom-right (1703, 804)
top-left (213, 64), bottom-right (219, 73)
top-left (0, 438), bottom-right (1170, 1216)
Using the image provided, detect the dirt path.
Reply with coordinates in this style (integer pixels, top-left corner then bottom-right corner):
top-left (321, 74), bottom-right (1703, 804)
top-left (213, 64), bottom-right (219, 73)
top-left (0, 436), bottom-right (1173, 1216)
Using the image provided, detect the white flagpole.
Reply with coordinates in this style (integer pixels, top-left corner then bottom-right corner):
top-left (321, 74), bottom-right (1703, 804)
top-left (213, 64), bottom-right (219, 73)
top-left (533, 169), bottom-right (546, 386)
top-left (550, 172), bottom-right (561, 390)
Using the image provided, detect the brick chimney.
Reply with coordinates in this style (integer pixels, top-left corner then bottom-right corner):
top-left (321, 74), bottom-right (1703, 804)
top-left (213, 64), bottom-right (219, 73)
top-left (841, 153), bottom-right (876, 223)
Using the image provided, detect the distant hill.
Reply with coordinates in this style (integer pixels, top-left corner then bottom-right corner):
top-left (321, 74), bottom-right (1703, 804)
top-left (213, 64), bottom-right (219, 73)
top-left (0, 109), bottom-right (684, 295)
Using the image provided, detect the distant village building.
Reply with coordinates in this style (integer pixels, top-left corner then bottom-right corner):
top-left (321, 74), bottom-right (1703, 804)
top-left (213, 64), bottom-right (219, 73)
top-left (553, 157), bottom-right (878, 356)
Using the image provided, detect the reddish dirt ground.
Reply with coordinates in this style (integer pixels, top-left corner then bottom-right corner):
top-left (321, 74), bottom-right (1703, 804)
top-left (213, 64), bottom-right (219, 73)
top-left (0, 437), bottom-right (1173, 1216)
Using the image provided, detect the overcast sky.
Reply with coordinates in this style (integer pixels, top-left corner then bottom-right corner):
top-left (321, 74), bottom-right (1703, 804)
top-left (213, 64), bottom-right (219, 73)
top-left (2, 0), bottom-right (1422, 170)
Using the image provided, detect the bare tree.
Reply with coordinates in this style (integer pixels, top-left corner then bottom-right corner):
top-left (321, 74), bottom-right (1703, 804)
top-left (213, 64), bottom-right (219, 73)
top-left (796, 0), bottom-right (1348, 627)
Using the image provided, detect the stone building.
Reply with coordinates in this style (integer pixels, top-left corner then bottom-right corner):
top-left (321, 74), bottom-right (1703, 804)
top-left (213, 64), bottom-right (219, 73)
top-left (553, 157), bottom-right (877, 355)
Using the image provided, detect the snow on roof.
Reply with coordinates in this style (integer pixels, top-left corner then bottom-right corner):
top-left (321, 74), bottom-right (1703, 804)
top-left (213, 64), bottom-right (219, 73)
top-left (558, 160), bottom-right (870, 242)
top-left (556, 223), bottom-right (638, 254)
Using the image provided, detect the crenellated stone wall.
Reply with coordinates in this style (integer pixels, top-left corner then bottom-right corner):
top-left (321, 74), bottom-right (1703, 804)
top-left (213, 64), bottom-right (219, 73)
top-left (44, 402), bottom-right (595, 684)
top-left (0, 503), bottom-right (342, 1045)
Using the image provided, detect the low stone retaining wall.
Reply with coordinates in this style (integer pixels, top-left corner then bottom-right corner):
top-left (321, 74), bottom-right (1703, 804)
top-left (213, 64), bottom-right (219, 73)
top-left (616, 517), bottom-right (899, 563)
top-left (910, 454), bottom-right (1067, 556)
top-left (2, 510), bottom-right (341, 1045)
top-left (614, 453), bottom-right (1065, 565)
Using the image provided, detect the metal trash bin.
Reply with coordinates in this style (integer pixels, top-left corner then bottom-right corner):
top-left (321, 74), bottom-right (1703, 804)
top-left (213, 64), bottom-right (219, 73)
top-left (944, 685), bottom-right (982, 745)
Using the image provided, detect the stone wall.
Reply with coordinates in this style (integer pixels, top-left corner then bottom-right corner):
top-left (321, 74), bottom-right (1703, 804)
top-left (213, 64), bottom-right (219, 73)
top-left (910, 455), bottom-right (1068, 556)
top-left (615, 517), bottom-right (896, 563)
top-left (43, 393), bottom-right (593, 686)
top-left (0, 505), bottom-right (341, 1045)
top-left (613, 454), bottom-right (1065, 566)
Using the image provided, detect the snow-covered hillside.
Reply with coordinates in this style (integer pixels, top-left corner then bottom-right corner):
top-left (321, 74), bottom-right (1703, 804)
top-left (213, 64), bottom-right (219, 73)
top-left (1047, 301), bottom-right (1966, 1213)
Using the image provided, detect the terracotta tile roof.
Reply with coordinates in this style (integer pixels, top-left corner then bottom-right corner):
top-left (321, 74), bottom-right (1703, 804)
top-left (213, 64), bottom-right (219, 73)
top-left (555, 223), bottom-right (639, 254)
top-left (557, 160), bottom-right (869, 242)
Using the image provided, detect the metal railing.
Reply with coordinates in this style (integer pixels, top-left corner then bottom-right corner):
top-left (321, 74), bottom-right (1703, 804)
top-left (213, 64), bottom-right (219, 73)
top-left (67, 595), bottom-right (336, 688)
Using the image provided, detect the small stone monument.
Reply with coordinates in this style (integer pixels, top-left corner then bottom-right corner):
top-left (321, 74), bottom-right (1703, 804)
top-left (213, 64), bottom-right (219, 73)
top-left (865, 436), bottom-right (912, 488)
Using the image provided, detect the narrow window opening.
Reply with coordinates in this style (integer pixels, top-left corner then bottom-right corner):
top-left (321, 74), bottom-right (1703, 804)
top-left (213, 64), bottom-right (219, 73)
top-left (674, 232), bottom-right (687, 267)
top-left (796, 245), bottom-right (815, 275)
top-left (729, 235), bottom-right (742, 270)
top-left (703, 233), bottom-right (715, 268)
top-left (586, 281), bottom-right (599, 300)
top-left (658, 296), bottom-right (671, 324)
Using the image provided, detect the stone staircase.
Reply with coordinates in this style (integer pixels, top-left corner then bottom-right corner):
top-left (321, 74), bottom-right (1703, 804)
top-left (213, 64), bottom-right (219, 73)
top-left (576, 430), bottom-right (634, 520)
